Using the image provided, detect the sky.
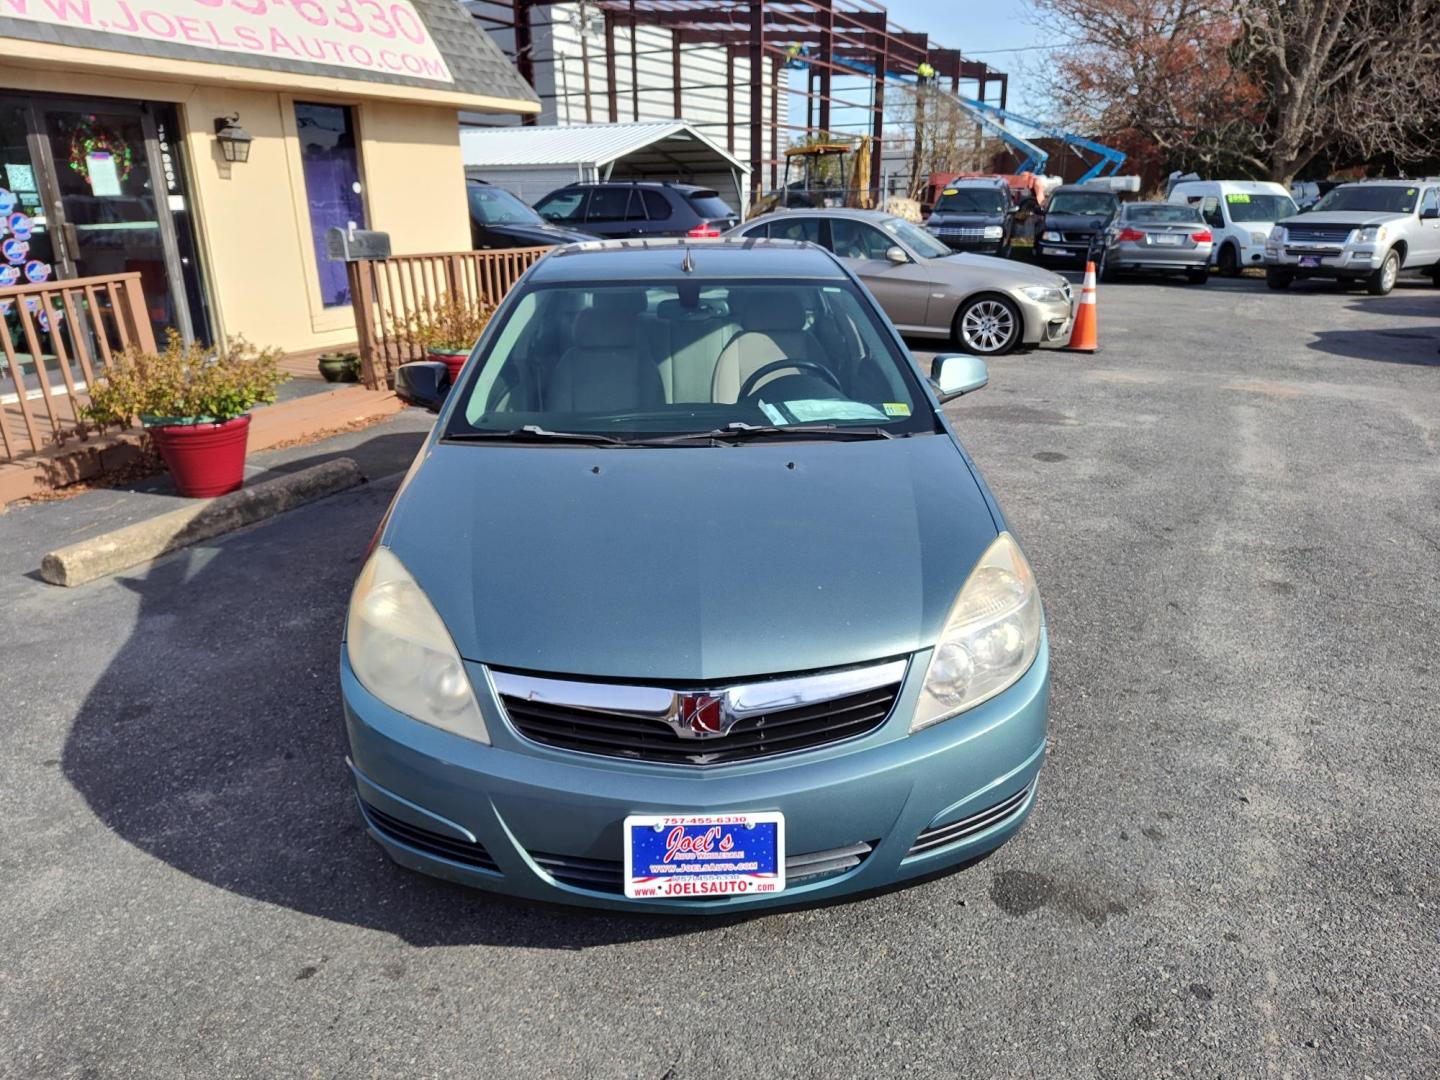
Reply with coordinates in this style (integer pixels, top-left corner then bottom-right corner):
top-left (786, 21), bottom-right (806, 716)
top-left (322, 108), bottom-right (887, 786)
top-left (793, 0), bottom-right (1058, 141)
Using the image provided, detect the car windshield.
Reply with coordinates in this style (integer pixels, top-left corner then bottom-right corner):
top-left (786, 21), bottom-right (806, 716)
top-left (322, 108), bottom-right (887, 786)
top-left (1313, 186), bottom-right (1418, 214)
top-left (1127, 204), bottom-right (1202, 223)
top-left (468, 185), bottom-right (543, 226)
top-left (1047, 192), bottom-right (1116, 217)
top-left (1224, 193), bottom-right (1297, 222)
top-left (445, 279), bottom-right (936, 443)
top-left (881, 217), bottom-right (952, 258)
top-left (935, 189), bottom-right (1007, 213)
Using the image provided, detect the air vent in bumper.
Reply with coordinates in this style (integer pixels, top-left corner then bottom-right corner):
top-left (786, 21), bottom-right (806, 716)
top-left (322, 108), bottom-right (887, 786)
top-left (907, 784), bottom-right (1032, 857)
top-left (532, 840), bottom-right (876, 895)
top-left (360, 800), bottom-right (499, 873)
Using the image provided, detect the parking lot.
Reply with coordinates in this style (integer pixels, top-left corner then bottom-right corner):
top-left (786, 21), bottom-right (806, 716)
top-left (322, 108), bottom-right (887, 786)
top-left (1, 272), bottom-right (1437, 1078)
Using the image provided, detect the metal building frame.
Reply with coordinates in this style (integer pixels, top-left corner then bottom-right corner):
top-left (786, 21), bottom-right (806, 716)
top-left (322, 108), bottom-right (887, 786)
top-left (477, 0), bottom-right (1009, 203)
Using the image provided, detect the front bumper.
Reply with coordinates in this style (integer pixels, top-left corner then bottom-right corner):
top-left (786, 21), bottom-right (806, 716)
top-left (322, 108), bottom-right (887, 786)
top-left (1265, 243), bottom-right (1381, 278)
top-left (341, 637), bottom-right (1050, 913)
top-left (1036, 240), bottom-right (1088, 264)
top-left (1018, 295), bottom-right (1076, 349)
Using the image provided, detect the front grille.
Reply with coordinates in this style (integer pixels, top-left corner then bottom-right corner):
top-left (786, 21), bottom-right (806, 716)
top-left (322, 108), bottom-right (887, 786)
top-left (497, 662), bottom-right (904, 766)
top-left (935, 226), bottom-right (986, 240)
top-left (361, 800), bottom-right (500, 873)
top-left (1285, 223), bottom-right (1353, 244)
top-left (533, 840), bottom-right (876, 895)
top-left (1061, 232), bottom-right (1096, 244)
top-left (906, 784), bottom-right (1032, 857)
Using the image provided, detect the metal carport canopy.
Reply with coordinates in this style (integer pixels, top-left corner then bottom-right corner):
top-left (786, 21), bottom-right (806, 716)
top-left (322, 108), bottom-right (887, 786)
top-left (459, 120), bottom-right (752, 212)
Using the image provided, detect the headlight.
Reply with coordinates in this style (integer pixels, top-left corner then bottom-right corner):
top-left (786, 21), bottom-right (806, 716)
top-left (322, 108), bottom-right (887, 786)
top-left (1021, 284), bottom-right (1067, 303)
top-left (1358, 225), bottom-right (1387, 243)
top-left (1249, 230), bottom-right (1268, 244)
top-left (983, 225), bottom-right (1004, 239)
top-left (912, 532), bottom-right (1042, 732)
top-left (346, 547), bottom-right (489, 743)
top-left (1268, 225), bottom-right (1285, 242)
top-left (1041, 230), bottom-right (1061, 242)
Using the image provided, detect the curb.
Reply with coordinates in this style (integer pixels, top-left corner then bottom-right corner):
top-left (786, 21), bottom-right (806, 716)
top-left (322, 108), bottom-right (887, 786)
top-left (39, 457), bottom-right (366, 588)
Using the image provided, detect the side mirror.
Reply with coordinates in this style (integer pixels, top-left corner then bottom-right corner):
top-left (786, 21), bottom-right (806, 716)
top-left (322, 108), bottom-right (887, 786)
top-left (1422, 206), bottom-right (1439, 220)
top-left (930, 354), bottom-right (988, 402)
top-left (885, 245), bottom-right (909, 265)
top-left (394, 360), bottom-right (450, 413)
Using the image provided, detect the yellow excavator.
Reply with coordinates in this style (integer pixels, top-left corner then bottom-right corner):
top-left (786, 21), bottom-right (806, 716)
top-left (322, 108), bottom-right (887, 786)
top-left (748, 136), bottom-right (873, 218)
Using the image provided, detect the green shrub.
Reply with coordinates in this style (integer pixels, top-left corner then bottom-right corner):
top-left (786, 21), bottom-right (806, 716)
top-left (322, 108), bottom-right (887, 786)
top-left (394, 295), bottom-right (495, 353)
top-left (83, 331), bottom-right (289, 427)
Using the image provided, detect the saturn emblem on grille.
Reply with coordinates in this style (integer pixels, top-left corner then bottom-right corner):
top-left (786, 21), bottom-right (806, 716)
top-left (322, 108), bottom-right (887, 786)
top-left (677, 693), bottom-right (727, 737)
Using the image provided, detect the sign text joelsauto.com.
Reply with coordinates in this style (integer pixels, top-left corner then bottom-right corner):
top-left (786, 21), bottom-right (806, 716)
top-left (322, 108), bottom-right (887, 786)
top-left (1, 0), bottom-right (454, 83)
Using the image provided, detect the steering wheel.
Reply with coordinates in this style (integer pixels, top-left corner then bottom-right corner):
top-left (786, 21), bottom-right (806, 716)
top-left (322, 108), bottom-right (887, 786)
top-left (738, 359), bottom-right (844, 400)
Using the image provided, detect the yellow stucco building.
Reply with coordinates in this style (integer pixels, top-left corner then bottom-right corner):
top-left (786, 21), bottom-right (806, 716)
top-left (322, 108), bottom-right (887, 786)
top-left (0, 0), bottom-right (538, 354)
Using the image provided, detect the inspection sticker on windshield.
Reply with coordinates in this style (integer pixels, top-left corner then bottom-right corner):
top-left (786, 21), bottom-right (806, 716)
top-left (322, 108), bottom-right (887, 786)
top-left (883, 402), bottom-right (911, 417)
top-left (624, 812), bottom-right (785, 898)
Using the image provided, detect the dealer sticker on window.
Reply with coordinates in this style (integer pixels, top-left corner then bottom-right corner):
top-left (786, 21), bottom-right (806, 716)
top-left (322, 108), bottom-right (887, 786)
top-left (623, 813), bottom-right (785, 899)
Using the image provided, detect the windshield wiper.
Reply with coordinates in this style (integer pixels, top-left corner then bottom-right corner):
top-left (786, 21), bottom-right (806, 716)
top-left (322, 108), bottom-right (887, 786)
top-left (635, 422), bottom-right (897, 446)
top-left (444, 425), bottom-right (630, 445)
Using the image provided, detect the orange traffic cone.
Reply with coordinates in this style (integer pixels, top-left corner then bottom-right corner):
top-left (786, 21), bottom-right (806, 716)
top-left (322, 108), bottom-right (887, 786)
top-left (1065, 261), bottom-right (1099, 353)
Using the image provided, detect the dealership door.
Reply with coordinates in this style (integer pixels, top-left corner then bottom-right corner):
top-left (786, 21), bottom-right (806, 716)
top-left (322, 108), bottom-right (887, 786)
top-left (0, 94), bottom-right (205, 344)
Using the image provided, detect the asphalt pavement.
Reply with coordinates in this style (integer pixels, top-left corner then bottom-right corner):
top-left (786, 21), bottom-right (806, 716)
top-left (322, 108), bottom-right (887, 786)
top-left (1, 272), bottom-right (1437, 1078)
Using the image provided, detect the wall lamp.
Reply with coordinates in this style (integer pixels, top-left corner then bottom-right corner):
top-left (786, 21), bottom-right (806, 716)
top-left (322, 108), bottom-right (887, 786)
top-left (214, 114), bottom-right (253, 164)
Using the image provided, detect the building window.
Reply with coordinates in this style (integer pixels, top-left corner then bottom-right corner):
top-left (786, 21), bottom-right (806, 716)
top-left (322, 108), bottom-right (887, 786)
top-left (295, 102), bottom-right (365, 308)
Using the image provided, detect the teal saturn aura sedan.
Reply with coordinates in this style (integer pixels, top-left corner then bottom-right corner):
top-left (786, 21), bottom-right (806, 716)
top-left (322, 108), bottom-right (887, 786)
top-left (341, 237), bottom-right (1050, 912)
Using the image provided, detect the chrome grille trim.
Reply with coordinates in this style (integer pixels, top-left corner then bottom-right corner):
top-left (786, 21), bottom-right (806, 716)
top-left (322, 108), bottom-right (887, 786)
top-left (492, 659), bottom-right (906, 766)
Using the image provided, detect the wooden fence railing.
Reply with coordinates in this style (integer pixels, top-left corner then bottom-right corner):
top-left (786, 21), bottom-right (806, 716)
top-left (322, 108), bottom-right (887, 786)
top-left (1, 272), bottom-right (156, 463)
top-left (346, 247), bottom-right (552, 389)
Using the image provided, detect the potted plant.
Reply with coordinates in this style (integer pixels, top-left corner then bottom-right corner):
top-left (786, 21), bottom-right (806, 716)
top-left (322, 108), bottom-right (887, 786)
top-left (84, 331), bottom-right (289, 498)
top-left (395, 295), bottom-right (495, 383)
top-left (317, 350), bottom-right (361, 383)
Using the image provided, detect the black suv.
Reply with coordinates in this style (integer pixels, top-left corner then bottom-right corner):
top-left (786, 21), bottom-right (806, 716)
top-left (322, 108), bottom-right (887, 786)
top-left (924, 180), bottom-right (1016, 256)
top-left (532, 181), bottom-right (739, 239)
top-left (1035, 185), bottom-right (1120, 266)
top-left (467, 179), bottom-right (594, 250)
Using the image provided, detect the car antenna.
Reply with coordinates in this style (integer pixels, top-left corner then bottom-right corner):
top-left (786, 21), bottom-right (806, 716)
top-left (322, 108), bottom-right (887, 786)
top-left (681, 245), bottom-right (695, 273)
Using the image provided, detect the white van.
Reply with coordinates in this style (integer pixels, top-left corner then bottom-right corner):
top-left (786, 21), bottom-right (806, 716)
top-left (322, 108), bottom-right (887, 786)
top-left (1167, 180), bottom-right (1298, 276)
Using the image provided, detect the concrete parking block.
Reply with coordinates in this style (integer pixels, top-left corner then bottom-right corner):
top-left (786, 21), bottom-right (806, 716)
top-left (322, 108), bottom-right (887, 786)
top-left (38, 457), bottom-right (365, 587)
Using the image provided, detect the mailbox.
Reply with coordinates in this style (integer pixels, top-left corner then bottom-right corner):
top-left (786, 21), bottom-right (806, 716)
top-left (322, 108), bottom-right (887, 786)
top-left (326, 226), bottom-right (392, 262)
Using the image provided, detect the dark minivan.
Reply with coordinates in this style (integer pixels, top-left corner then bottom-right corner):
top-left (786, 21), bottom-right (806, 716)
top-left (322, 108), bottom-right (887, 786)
top-left (532, 181), bottom-right (739, 239)
top-left (1035, 185), bottom-right (1120, 267)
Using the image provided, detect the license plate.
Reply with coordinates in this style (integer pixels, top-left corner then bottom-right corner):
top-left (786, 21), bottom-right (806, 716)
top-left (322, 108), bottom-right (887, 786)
top-left (1154, 233), bottom-right (1182, 245)
top-left (624, 812), bottom-right (785, 899)
top-left (1300, 255), bottom-right (1321, 267)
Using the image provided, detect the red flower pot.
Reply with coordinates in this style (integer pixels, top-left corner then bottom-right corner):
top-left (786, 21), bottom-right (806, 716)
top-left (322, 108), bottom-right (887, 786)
top-left (148, 415), bottom-right (251, 498)
top-left (427, 348), bottom-right (470, 384)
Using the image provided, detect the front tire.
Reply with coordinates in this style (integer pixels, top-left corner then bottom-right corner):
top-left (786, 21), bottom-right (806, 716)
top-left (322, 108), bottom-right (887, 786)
top-left (954, 295), bottom-right (1023, 356)
top-left (1266, 268), bottom-right (1294, 290)
top-left (1367, 250), bottom-right (1399, 295)
top-left (1185, 267), bottom-right (1209, 285)
top-left (1217, 244), bottom-right (1240, 277)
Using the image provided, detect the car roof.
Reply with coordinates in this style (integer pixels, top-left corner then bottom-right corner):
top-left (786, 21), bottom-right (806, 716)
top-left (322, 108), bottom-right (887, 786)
top-left (528, 237), bottom-right (850, 283)
top-left (742, 207), bottom-right (900, 225)
top-left (1336, 177), bottom-right (1439, 186)
top-left (1171, 179), bottom-right (1288, 191)
top-left (556, 180), bottom-right (710, 193)
top-left (1052, 185), bottom-right (1118, 195)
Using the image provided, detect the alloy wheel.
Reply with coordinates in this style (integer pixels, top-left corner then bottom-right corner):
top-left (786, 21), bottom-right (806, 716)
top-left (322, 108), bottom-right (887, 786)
top-left (959, 298), bottom-right (1019, 355)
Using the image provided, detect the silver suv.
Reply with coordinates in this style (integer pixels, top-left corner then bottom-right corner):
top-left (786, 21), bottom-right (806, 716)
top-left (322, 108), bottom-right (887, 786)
top-left (1264, 179), bottom-right (1440, 294)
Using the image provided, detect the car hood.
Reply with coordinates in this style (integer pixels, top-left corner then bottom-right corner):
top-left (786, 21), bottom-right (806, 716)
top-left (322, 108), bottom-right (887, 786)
top-left (383, 435), bottom-right (999, 682)
top-left (1280, 210), bottom-right (1403, 228)
top-left (930, 252), bottom-right (1067, 290)
top-left (486, 221), bottom-right (595, 245)
top-left (1042, 212), bottom-right (1109, 233)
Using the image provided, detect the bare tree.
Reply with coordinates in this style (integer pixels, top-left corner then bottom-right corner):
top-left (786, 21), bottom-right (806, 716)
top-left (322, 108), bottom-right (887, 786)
top-left (1030, 0), bottom-right (1266, 177)
top-left (1239, 0), bottom-right (1440, 181)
